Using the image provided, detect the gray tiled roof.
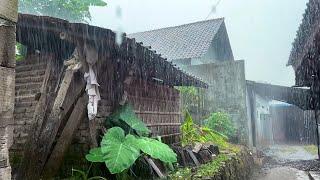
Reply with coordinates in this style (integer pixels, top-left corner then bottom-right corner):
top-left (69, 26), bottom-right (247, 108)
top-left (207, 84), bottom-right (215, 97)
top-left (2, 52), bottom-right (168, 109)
top-left (128, 18), bottom-right (224, 61)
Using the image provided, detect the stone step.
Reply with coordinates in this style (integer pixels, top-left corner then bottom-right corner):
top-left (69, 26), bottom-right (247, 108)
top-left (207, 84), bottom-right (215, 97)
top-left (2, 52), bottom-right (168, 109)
top-left (15, 82), bottom-right (42, 91)
top-left (15, 63), bottom-right (47, 73)
top-left (15, 69), bottom-right (45, 79)
top-left (16, 76), bottom-right (44, 84)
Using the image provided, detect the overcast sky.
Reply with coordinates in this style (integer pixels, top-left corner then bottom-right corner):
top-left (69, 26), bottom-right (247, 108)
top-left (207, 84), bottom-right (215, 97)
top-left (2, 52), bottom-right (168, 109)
top-left (90, 0), bottom-right (308, 86)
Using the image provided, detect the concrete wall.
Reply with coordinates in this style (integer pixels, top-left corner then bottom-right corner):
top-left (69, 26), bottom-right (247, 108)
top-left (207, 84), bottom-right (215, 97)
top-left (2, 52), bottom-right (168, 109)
top-left (172, 22), bottom-right (234, 67)
top-left (0, 67), bottom-right (14, 179)
top-left (201, 22), bottom-right (234, 64)
top-left (184, 60), bottom-right (249, 144)
top-left (246, 84), bottom-right (273, 148)
top-left (0, 1), bottom-right (18, 177)
top-left (254, 95), bottom-right (273, 147)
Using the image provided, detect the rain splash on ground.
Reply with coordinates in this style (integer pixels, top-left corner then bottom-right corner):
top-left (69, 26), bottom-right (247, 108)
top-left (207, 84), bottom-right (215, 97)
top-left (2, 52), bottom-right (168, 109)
top-left (251, 145), bottom-right (320, 180)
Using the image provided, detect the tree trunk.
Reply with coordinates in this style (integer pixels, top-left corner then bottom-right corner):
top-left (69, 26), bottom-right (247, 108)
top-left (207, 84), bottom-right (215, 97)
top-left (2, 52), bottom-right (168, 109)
top-left (0, 0), bottom-right (18, 179)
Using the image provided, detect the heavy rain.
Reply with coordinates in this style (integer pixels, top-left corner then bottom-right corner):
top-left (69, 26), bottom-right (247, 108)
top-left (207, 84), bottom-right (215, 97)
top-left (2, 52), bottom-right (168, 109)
top-left (0, 0), bottom-right (319, 180)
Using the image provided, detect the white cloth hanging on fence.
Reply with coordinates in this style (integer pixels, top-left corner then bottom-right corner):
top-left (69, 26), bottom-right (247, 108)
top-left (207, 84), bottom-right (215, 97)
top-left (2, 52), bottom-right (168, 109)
top-left (84, 65), bottom-right (101, 120)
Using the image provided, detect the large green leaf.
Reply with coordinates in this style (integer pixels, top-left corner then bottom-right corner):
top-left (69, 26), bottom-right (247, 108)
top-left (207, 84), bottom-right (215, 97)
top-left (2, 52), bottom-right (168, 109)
top-left (137, 137), bottom-right (177, 163)
top-left (85, 148), bottom-right (105, 163)
top-left (101, 127), bottom-right (140, 174)
top-left (108, 104), bottom-right (150, 136)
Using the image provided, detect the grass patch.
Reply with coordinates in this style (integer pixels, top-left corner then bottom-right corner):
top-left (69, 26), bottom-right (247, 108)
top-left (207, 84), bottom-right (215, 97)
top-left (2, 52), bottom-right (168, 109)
top-left (304, 145), bottom-right (318, 155)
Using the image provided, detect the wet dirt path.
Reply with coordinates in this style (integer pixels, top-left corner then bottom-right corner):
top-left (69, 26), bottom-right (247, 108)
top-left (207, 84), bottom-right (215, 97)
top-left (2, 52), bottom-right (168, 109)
top-left (251, 145), bottom-right (318, 180)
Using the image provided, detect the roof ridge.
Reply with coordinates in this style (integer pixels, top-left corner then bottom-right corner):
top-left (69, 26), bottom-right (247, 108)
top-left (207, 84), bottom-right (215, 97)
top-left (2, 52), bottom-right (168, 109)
top-left (129, 17), bottom-right (225, 35)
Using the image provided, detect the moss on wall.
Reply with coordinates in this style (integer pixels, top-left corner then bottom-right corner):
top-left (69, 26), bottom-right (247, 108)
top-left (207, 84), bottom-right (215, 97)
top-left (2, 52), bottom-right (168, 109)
top-left (169, 147), bottom-right (254, 180)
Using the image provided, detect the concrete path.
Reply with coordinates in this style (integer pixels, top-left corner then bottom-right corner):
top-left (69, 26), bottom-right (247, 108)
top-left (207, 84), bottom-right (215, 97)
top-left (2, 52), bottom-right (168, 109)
top-left (251, 145), bottom-right (318, 180)
top-left (252, 167), bottom-right (310, 180)
top-left (264, 145), bottom-right (317, 161)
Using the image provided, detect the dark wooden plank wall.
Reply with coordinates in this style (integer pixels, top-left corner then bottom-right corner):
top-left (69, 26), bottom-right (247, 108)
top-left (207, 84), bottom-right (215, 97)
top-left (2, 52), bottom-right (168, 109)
top-left (271, 105), bottom-right (316, 144)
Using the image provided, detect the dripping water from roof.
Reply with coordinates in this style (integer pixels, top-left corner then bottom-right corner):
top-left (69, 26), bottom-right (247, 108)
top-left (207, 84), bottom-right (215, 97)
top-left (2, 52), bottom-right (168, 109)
top-left (115, 5), bottom-right (124, 46)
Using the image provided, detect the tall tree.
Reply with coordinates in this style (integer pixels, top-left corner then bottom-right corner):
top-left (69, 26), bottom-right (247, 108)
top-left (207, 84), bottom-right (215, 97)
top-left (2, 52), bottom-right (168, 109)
top-left (0, 0), bottom-right (18, 179)
top-left (19, 0), bottom-right (107, 22)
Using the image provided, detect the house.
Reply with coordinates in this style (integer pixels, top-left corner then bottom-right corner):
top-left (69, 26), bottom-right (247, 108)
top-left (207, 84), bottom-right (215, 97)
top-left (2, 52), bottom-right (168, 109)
top-left (11, 13), bottom-right (207, 178)
top-left (129, 19), bottom-right (251, 144)
top-left (128, 17), bottom-right (315, 148)
top-left (128, 18), bottom-right (234, 67)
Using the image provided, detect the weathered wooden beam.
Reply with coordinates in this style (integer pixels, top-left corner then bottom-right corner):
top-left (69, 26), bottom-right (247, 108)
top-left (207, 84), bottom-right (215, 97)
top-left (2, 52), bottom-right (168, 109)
top-left (144, 157), bottom-right (165, 178)
top-left (30, 60), bottom-right (56, 137)
top-left (17, 69), bottom-right (85, 179)
top-left (42, 95), bottom-right (87, 178)
top-left (186, 149), bottom-right (200, 166)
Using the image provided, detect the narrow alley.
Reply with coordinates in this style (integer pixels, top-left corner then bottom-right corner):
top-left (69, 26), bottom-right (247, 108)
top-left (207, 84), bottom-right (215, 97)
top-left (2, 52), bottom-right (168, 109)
top-left (252, 145), bottom-right (320, 180)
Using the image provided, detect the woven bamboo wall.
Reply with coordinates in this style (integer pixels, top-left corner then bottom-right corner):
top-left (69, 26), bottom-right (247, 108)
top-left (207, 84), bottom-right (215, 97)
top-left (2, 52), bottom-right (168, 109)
top-left (73, 79), bottom-right (181, 146)
top-left (126, 80), bottom-right (181, 144)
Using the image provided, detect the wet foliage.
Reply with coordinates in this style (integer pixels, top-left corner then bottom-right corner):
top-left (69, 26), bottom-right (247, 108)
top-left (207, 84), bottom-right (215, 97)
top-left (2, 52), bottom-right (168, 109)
top-left (169, 154), bottom-right (229, 179)
top-left (15, 43), bottom-right (27, 61)
top-left (205, 112), bottom-right (237, 138)
top-left (180, 111), bottom-right (234, 150)
top-left (18, 0), bottom-right (107, 22)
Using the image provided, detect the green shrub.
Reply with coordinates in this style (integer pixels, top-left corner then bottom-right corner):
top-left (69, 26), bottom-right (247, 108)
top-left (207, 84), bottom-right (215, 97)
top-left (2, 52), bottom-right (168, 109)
top-left (205, 112), bottom-right (236, 138)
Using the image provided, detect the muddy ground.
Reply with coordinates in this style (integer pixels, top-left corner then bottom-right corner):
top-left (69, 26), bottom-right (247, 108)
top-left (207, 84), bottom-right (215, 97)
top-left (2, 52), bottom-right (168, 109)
top-left (251, 145), bottom-right (320, 180)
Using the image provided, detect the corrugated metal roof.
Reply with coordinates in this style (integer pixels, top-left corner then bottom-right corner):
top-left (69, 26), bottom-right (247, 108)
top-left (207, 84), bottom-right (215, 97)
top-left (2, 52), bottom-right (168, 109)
top-left (128, 18), bottom-right (224, 61)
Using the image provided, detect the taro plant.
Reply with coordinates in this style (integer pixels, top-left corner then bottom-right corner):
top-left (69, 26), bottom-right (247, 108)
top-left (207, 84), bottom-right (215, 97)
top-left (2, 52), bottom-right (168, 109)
top-left (205, 112), bottom-right (236, 138)
top-left (105, 104), bottom-right (150, 136)
top-left (86, 104), bottom-right (177, 175)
